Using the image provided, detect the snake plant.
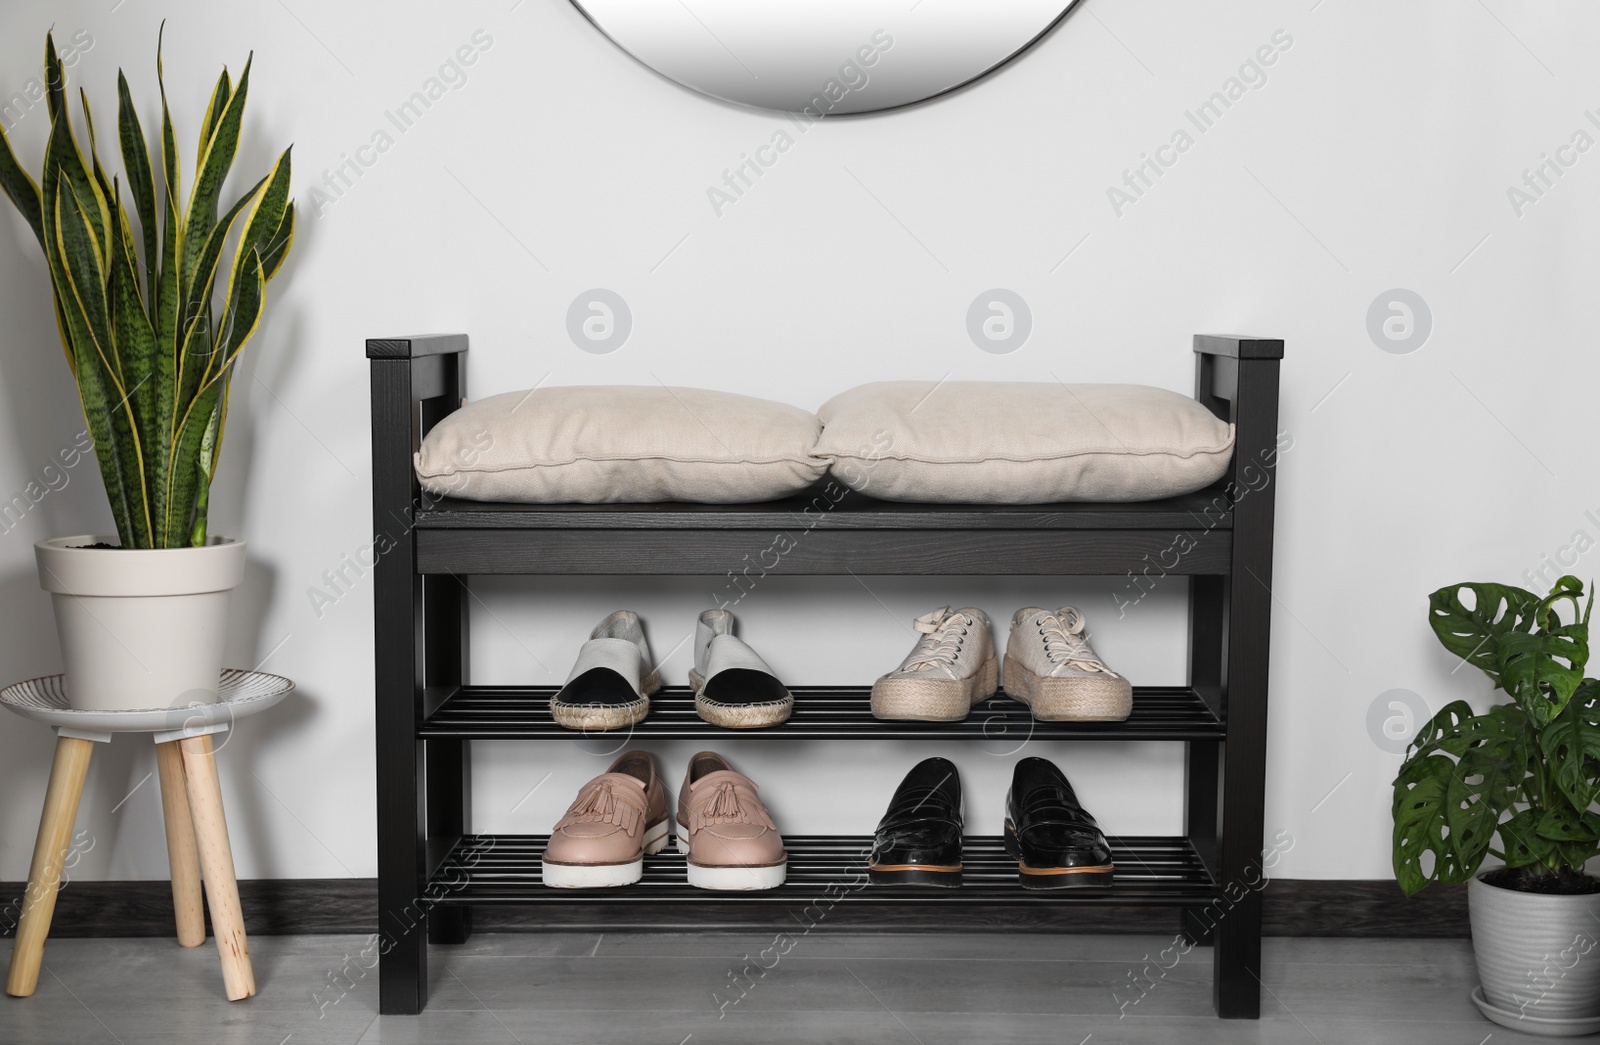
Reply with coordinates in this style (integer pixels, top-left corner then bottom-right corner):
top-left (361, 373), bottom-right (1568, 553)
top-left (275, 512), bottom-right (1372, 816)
top-left (1393, 575), bottom-right (1600, 894)
top-left (0, 28), bottom-right (293, 548)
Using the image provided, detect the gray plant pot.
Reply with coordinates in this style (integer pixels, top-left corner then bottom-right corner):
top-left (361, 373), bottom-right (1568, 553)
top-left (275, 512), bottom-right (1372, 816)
top-left (1470, 873), bottom-right (1600, 1022)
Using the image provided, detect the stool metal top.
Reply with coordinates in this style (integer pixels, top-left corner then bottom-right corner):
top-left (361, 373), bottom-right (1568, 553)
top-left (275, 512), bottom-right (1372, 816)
top-left (0, 670), bottom-right (294, 734)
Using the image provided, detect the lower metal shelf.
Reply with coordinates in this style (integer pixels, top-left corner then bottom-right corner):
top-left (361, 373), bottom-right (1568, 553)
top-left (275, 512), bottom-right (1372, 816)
top-left (427, 834), bottom-right (1218, 907)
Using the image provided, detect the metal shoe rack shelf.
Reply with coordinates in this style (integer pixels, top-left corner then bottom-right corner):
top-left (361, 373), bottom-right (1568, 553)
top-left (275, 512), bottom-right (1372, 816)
top-left (369, 333), bottom-right (1283, 1018)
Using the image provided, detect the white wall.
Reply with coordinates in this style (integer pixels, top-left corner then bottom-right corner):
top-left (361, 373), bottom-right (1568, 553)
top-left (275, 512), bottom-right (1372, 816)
top-left (0, 0), bottom-right (1594, 885)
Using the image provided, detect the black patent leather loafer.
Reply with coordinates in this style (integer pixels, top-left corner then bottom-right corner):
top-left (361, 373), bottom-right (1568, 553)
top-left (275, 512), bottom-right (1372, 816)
top-left (869, 757), bottom-right (963, 887)
top-left (1004, 756), bottom-right (1113, 891)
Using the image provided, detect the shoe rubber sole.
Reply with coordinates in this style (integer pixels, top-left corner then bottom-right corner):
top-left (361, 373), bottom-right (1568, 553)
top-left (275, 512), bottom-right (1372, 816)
top-left (1001, 653), bottom-right (1132, 722)
top-left (675, 824), bottom-right (787, 890)
top-left (1003, 820), bottom-right (1114, 891)
top-left (540, 817), bottom-right (671, 888)
top-left (867, 862), bottom-right (964, 888)
top-left (688, 668), bottom-right (794, 729)
top-left (550, 670), bottom-right (661, 731)
top-left (870, 656), bottom-right (998, 722)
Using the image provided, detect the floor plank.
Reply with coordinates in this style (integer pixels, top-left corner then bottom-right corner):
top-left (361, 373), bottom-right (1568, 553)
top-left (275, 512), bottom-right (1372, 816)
top-left (0, 932), bottom-right (1540, 1044)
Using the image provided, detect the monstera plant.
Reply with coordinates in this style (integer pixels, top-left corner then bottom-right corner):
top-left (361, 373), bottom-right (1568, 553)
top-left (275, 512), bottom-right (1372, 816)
top-left (0, 27), bottom-right (293, 714)
top-left (1394, 575), bottom-right (1600, 1024)
top-left (0, 28), bottom-right (293, 549)
top-left (1394, 575), bottom-right (1600, 893)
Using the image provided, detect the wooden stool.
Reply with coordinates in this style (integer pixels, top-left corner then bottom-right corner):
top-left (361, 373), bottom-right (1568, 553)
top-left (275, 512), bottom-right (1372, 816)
top-left (0, 671), bottom-right (292, 1001)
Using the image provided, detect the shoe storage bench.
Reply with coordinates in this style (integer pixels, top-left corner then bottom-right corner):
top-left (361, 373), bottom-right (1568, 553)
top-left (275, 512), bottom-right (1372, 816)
top-left (368, 333), bottom-right (1283, 1019)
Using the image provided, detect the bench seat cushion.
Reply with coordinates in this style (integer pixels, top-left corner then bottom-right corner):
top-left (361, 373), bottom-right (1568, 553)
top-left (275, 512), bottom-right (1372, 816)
top-left (415, 386), bottom-right (830, 503)
top-left (815, 381), bottom-right (1234, 503)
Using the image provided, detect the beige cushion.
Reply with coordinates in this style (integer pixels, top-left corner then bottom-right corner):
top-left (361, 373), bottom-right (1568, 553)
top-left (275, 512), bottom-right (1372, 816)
top-left (415, 386), bottom-right (830, 503)
top-left (815, 381), bottom-right (1234, 504)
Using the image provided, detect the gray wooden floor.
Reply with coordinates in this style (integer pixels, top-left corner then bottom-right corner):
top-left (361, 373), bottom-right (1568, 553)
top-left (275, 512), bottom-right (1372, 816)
top-left (0, 932), bottom-right (1540, 1044)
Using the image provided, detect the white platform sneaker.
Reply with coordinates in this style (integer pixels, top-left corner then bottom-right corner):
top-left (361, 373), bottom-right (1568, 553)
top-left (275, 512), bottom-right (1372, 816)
top-left (870, 606), bottom-right (998, 722)
top-left (1003, 607), bottom-right (1132, 721)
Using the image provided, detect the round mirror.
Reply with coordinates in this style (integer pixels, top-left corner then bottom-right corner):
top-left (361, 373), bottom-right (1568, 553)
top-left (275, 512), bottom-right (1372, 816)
top-left (570, 0), bottom-right (1085, 116)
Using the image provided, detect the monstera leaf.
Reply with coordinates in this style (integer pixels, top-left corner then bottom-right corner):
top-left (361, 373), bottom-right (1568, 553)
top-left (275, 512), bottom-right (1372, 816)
top-left (1448, 705), bottom-right (1530, 862)
top-left (1498, 808), bottom-right (1560, 870)
top-left (1393, 746), bottom-right (1466, 897)
top-left (1392, 701), bottom-right (1529, 896)
top-left (1429, 577), bottom-right (1590, 723)
top-left (1542, 679), bottom-right (1600, 811)
top-left (1428, 582), bottom-right (1545, 688)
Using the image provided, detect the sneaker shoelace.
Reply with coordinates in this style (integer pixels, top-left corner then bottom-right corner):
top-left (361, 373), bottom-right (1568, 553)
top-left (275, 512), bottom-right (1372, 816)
top-left (903, 608), bottom-right (975, 672)
top-left (690, 780), bottom-right (775, 834)
top-left (559, 779), bottom-right (643, 835)
top-left (1037, 609), bottom-right (1121, 677)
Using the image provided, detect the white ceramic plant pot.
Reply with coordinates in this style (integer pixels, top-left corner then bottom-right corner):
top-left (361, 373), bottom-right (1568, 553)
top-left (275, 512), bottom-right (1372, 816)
top-left (34, 535), bottom-right (246, 711)
top-left (1470, 873), bottom-right (1600, 1021)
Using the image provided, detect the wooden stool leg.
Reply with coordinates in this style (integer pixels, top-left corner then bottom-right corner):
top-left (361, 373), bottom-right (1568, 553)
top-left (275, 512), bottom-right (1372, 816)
top-left (6, 736), bottom-right (95, 998)
top-left (179, 734), bottom-right (255, 1001)
top-left (156, 740), bottom-right (206, 947)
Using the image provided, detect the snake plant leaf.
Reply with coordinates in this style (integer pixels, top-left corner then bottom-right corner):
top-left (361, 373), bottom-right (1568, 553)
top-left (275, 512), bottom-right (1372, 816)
top-left (189, 386), bottom-right (227, 545)
top-left (181, 177), bottom-right (265, 340)
top-left (151, 35), bottom-right (184, 539)
top-left (111, 180), bottom-right (141, 305)
top-left (1428, 582), bottom-right (1543, 692)
top-left (170, 181), bottom-right (260, 446)
top-left (179, 54), bottom-right (249, 297)
top-left (164, 378), bottom-right (223, 546)
top-left (43, 32), bottom-right (65, 124)
top-left (49, 293), bottom-right (74, 379)
top-left (240, 147), bottom-right (291, 276)
top-left (0, 122), bottom-right (45, 253)
top-left (47, 181), bottom-right (139, 546)
top-left (41, 90), bottom-right (112, 278)
top-left (40, 64), bottom-right (110, 264)
top-left (176, 172), bottom-right (267, 396)
top-left (260, 203), bottom-right (294, 281)
top-left (173, 303), bottom-right (214, 434)
top-left (196, 67), bottom-right (231, 162)
top-left (207, 371), bottom-right (233, 485)
top-left (62, 187), bottom-right (154, 546)
top-left (79, 89), bottom-right (116, 210)
top-left (39, 135), bottom-right (72, 365)
top-left (156, 26), bottom-right (182, 346)
top-left (70, 324), bottom-right (139, 546)
top-left (57, 183), bottom-right (113, 367)
top-left (163, 305), bottom-right (212, 540)
top-left (148, 178), bottom-right (182, 539)
top-left (214, 247), bottom-right (265, 378)
top-left (168, 248), bottom-right (262, 546)
top-left (110, 205), bottom-right (159, 459)
top-left (116, 71), bottom-right (159, 310)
